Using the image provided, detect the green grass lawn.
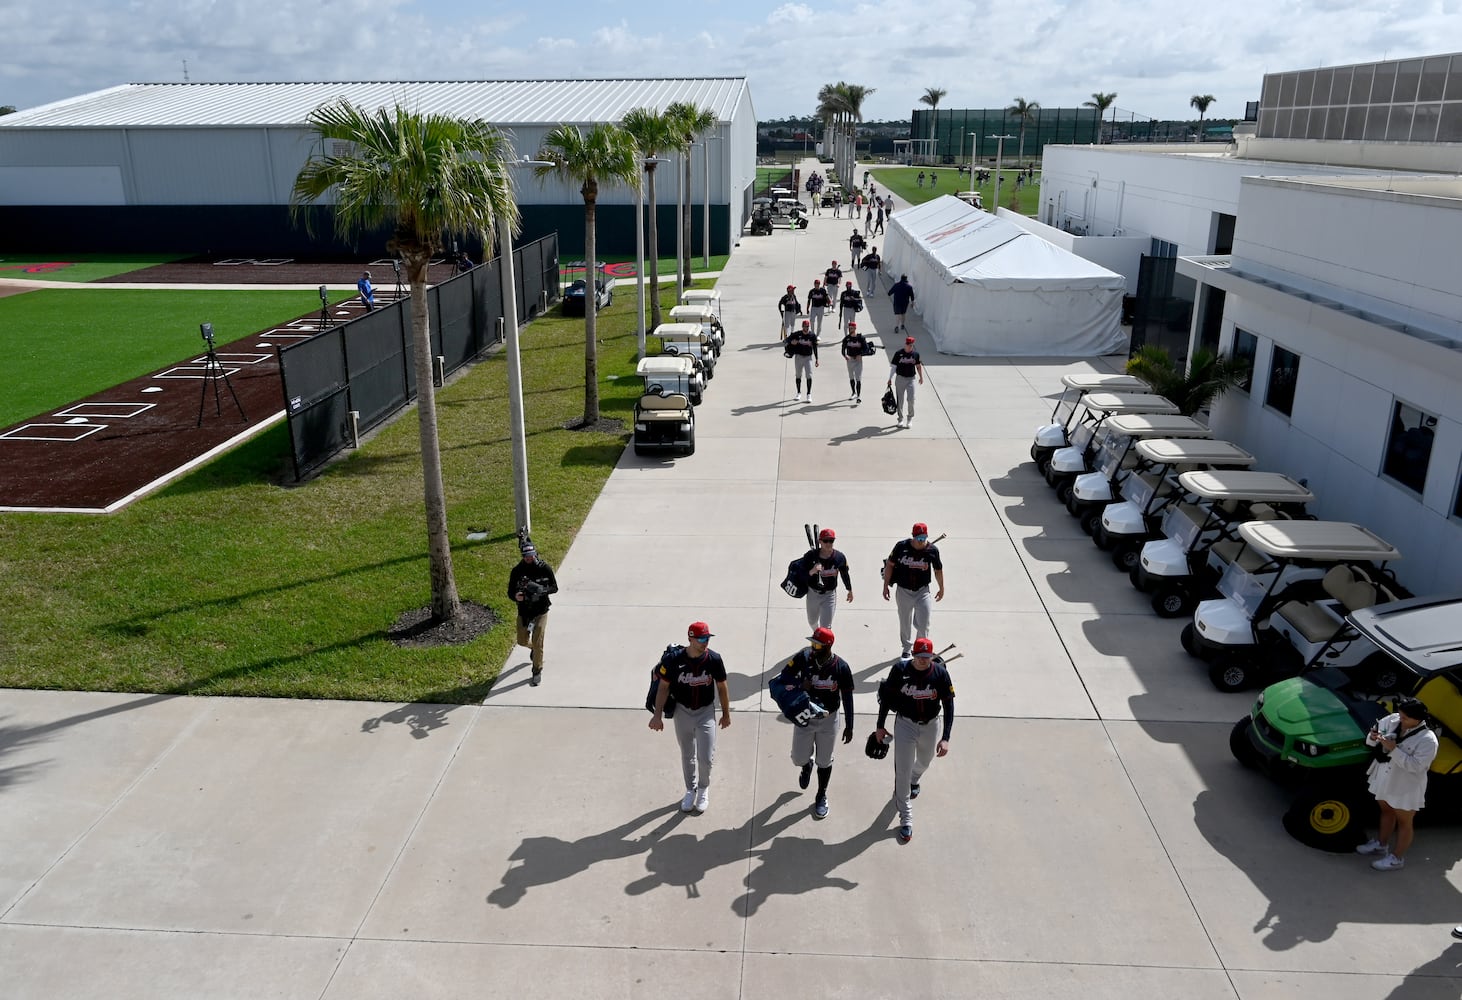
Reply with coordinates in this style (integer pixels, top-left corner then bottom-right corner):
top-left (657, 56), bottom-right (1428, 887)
top-left (0, 253), bottom-right (188, 282)
top-left (869, 166), bottom-right (1042, 216)
top-left (0, 282), bottom-right (693, 703)
top-left (0, 289), bottom-right (351, 428)
top-left (755, 165), bottom-right (795, 196)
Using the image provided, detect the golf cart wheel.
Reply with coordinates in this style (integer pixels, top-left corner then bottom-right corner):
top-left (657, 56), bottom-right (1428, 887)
top-left (1229, 717), bottom-right (1262, 769)
top-left (1208, 655), bottom-right (1252, 693)
top-left (1029, 442), bottom-right (1041, 463)
top-left (691, 391), bottom-right (703, 406)
top-left (1153, 585), bottom-right (1193, 619)
top-left (1091, 523), bottom-right (1112, 550)
top-left (1356, 653), bottom-right (1402, 694)
top-left (1055, 479), bottom-right (1074, 505)
top-left (1282, 785), bottom-right (1374, 853)
top-left (1078, 507), bottom-right (1101, 536)
top-left (1043, 463), bottom-right (1060, 487)
top-left (685, 425), bottom-right (696, 456)
top-left (1111, 541), bottom-right (1141, 573)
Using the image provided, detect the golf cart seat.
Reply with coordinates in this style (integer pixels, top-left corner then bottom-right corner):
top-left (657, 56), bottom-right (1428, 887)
top-left (1414, 675), bottom-right (1462, 775)
top-left (638, 392), bottom-right (690, 414)
top-left (1271, 565), bottom-right (1379, 644)
top-left (1209, 538), bottom-right (1271, 573)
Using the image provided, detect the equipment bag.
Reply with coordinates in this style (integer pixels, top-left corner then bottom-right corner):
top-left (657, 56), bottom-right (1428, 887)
top-left (780, 558), bottom-right (811, 598)
top-left (769, 674), bottom-right (828, 727)
top-left (644, 645), bottom-right (683, 718)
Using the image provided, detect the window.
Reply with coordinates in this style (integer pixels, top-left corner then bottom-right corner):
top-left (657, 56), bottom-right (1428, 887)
top-left (1232, 329), bottom-right (1258, 393)
top-left (1150, 238), bottom-right (1178, 259)
top-left (1381, 400), bottom-right (1436, 494)
top-left (1265, 346), bottom-right (1300, 416)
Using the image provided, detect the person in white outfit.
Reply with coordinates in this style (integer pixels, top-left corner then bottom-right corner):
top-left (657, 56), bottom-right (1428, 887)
top-left (1355, 697), bottom-right (1439, 871)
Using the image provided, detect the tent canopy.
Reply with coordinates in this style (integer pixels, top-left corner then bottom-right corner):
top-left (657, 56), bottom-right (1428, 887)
top-left (884, 196), bottom-right (1127, 356)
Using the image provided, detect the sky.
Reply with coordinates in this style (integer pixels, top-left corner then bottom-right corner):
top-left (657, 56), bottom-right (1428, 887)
top-left (4, 0), bottom-right (1460, 121)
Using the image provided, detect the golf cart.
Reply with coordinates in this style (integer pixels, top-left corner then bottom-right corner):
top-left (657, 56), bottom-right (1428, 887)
top-left (1043, 392), bottom-right (1181, 503)
top-left (1064, 415), bottom-right (1216, 534)
top-left (1030, 373), bottom-right (1150, 472)
top-left (749, 201), bottom-right (775, 236)
top-left (561, 260), bottom-right (612, 315)
top-left (668, 304), bottom-right (724, 353)
top-left (955, 190), bottom-right (984, 210)
top-left (652, 322), bottom-right (716, 380)
top-left (1132, 470), bottom-right (1316, 618)
top-left (633, 356), bottom-right (697, 457)
top-left (680, 288), bottom-right (722, 321)
top-left (1093, 438), bottom-right (1257, 569)
top-left (1182, 520), bottom-right (1404, 692)
top-left (820, 182), bottom-right (844, 208)
top-left (1230, 593), bottom-right (1462, 851)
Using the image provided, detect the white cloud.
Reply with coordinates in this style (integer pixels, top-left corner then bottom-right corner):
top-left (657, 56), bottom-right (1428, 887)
top-left (767, 3), bottom-right (816, 25)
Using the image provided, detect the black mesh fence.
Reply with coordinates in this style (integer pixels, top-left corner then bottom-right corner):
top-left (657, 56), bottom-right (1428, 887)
top-left (279, 233), bottom-right (559, 479)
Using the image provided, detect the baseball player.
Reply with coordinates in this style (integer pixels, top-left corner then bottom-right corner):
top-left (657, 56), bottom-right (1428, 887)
top-left (823, 259), bottom-right (844, 294)
top-left (886, 335), bottom-right (924, 428)
top-left (848, 229), bottom-right (866, 267)
top-left (875, 637), bottom-right (955, 843)
top-left (837, 280), bottom-right (863, 332)
top-left (887, 274), bottom-right (916, 335)
top-left (772, 627), bottom-right (855, 819)
top-left (802, 527), bottom-right (854, 627)
top-left (840, 320), bottom-right (868, 403)
top-left (806, 279), bottom-right (831, 336)
top-left (785, 318), bottom-right (819, 402)
top-left (882, 522), bottom-right (945, 656)
top-left (648, 621), bottom-right (731, 814)
top-left (776, 284), bottom-right (802, 340)
top-left (507, 542), bottom-right (559, 686)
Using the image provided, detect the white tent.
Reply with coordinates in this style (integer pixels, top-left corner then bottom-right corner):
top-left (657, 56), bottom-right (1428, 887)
top-left (882, 196), bottom-right (1127, 356)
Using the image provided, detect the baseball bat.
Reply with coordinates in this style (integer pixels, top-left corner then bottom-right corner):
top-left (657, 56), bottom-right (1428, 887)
top-left (943, 652), bottom-right (965, 664)
top-left (804, 523), bottom-right (814, 547)
top-left (930, 532), bottom-right (948, 545)
top-left (936, 642), bottom-right (957, 656)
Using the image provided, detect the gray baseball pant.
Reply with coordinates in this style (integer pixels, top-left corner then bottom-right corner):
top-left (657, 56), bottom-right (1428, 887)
top-left (805, 588), bottom-right (837, 628)
top-left (894, 374), bottom-right (916, 421)
top-left (793, 355), bottom-right (814, 386)
top-left (782, 309), bottom-right (799, 337)
top-left (845, 356), bottom-right (864, 383)
top-left (792, 709), bottom-right (842, 768)
top-left (673, 703), bottom-right (717, 793)
top-left (893, 714), bottom-right (940, 825)
top-left (809, 305), bottom-right (826, 334)
top-left (895, 584), bottom-right (933, 655)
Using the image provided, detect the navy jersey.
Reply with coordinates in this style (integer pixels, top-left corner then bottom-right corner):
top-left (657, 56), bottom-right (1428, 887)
top-left (657, 647), bottom-right (727, 711)
top-left (785, 328), bottom-right (818, 358)
top-left (840, 331), bottom-right (868, 359)
top-left (887, 539), bottom-right (942, 590)
top-left (824, 265), bottom-right (843, 288)
top-left (803, 547), bottom-right (852, 593)
top-left (808, 285), bottom-right (832, 309)
top-left (776, 648), bottom-right (855, 715)
top-left (877, 658), bottom-right (955, 736)
top-left (891, 348), bottom-right (920, 378)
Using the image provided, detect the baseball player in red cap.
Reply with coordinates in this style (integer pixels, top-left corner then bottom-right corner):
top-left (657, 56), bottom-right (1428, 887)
top-left (648, 621), bottom-right (731, 813)
top-left (875, 636), bottom-right (955, 843)
top-left (882, 523), bottom-right (945, 656)
top-left (771, 626), bottom-right (855, 818)
top-left (776, 284), bottom-right (802, 340)
top-left (840, 320), bottom-right (868, 403)
top-left (802, 527), bottom-right (853, 628)
top-left (887, 335), bottom-right (924, 428)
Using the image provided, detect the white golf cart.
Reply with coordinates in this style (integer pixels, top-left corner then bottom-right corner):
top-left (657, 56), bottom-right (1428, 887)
top-left (639, 353), bottom-right (702, 406)
top-left (1133, 470), bottom-right (1315, 618)
top-left (1030, 373), bottom-right (1150, 472)
top-left (1183, 520), bottom-right (1403, 692)
top-left (668, 303), bottom-right (724, 354)
top-left (633, 356), bottom-right (697, 457)
top-left (652, 322), bottom-right (717, 381)
top-left (1044, 392), bottom-right (1181, 503)
top-left (1064, 414), bottom-right (1215, 533)
top-left (1094, 438), bottom-right (1257, 569)
top-left (679, 288), bottom-right (722, 321)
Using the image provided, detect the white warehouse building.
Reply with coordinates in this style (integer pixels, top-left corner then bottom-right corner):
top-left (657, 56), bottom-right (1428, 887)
top-left (0, 78), bottom-right (757, 259)
top-left (1036, 52), bottom-right (1462, 594)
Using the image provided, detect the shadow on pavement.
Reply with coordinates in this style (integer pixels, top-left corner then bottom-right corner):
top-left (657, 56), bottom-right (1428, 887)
top-left (736, 799), bottom-right (898, 916)
top-left (627, 791), bottom-right (801, 898)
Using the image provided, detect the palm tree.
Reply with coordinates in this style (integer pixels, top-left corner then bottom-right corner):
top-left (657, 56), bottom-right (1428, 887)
top-left (620, 107), bottom-right (677, 329)
top-left (1190, 95), bottom-right (1216, 140)
top-left (291, 100), bottom-right (518, 624)
top-left (665, 102), bottom-right (717, 290)
top-left (919, 87), bottom-right (947, 160)
top-left (1007, 97), bottom-right (1041, 164)
top-left (535, 122), bottom-right (639, 426)
top-left (1084, 92), bottom-right (1117, 144)
top-left (1125, 345), bottom-right (1248, 415)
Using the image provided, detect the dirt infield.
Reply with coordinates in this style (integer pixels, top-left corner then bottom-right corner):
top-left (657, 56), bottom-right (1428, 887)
top-left (0, 296), bottom-right (382, 512)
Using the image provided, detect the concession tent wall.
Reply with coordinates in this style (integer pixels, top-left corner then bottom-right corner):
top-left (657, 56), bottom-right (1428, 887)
top-left (883, 196), bottom-right (1127, 356)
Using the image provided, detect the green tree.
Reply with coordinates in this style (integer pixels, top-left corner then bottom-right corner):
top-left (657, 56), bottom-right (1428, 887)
top-left (665, 101), bottom-right (717, 290)
top-left (1125, 345), bottom-right (1248, 415)
top-left (620, 107), bottom-right (677, 330)
top-left (1190, 95), bottom-right (1217, 138)
top-left (919, 86), bottom-right (947, 155)
top-left (291, 100), bottom-right (518, 623)
top-left (535, 122), bottom-right (639, 425)
top-left (0, 106), bottom-right (17, 116)
top-left (1084, 92), bottom-right (1117, 143)
top-left (1007, 97), bottom-right (1041, 164)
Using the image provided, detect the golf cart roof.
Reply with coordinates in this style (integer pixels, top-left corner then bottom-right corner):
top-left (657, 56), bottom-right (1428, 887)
top-left (769, 187), bottom-right (793, 196)
top-left (1176, 470), bottom-right (1315, 503)
top-left (564, 260), bottom-right (607, 271)
top-left (652, 322), bottom-right (710, 341)
top-left (1235, 520), bottom-right (1401, 562)
top-left (1348, 594), bottom-right (1462, 677)
top-left (752, 197), bottom-right (774, 205)
top-left (1059, 373), bottom-right (1149, 393)
top-left (1100, 414), bottom-right (1215, 438)
top-left (637, 356), bottom-right (695, 376)
top-left (1134, 438), bottom-right (1255, 466)
top-left (1081, 392), bottom-right (1181, 415)
top-left (681, 288), bottom-right (721, 304)
top-left (669, 304), bottom-right (714, 321)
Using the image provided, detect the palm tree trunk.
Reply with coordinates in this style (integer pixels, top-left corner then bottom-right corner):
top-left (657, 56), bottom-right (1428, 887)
top-left (407, 258), bottom-right (461, 622)
top-left (646, 166), bottom-right (662, 329)
top-left (583, 200), bottom-right (601, 424)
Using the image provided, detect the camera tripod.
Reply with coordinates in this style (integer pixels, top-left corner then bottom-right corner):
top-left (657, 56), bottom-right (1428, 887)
top-left (197, 332), bottom-right (247, 426)
top-left (392, 259), bottom-right (404, 301)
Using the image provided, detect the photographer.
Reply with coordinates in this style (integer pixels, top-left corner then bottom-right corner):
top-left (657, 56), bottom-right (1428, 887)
top-left (1356, 697), bottom-right (1439, 871)
top-left (507, 543), bottom-right (559, 686)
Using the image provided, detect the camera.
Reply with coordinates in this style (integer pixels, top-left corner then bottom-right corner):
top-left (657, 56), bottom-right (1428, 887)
top-left (391, 258), bottom-right (402, 276)
top-left (199, 322), bottom-right (215, 344)
top-left (318, 284), bottom-right (329, 306)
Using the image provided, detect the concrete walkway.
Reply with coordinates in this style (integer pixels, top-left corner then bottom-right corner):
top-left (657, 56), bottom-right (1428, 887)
top-left (3, 159), bottom-right (1460, 998)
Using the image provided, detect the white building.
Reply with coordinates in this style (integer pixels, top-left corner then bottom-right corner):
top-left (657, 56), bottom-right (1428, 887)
top-left (1036, 53), bottom-right (1462, 594)
top-left (0, 79), bottom-right (757, 259)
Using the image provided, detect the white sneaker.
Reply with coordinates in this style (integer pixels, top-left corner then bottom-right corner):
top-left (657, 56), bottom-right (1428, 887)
top-left (1372, 853), bottom-right (1405, 871)
top-left (1356, 838), bottom-right (1386, 855)
top-left (680, 789), bottom-right (697, 813)
top-left (694, 788), bottom-right (710, 812)
top-left (806, 393), bottom-right (812, 402)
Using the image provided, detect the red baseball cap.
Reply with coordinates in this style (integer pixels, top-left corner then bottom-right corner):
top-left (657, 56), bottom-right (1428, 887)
top-left (905, 336), bottom-right (916, 344)
top-left (808, 627), bottom-right (836, 645)
top-left (912, 522), bottom-right (929, 536)
top-left (687, 621), bottom-right (714, 640)
top-left (786, 284), bottom-right (795, 290)
top-left (912, 637), bottom-right (935, 656)
top-left (818, 528), bottom-right (836, 541)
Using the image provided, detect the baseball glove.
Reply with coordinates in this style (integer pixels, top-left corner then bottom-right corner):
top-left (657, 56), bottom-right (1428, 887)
top-left (864, 730), bottom-right (890, 760)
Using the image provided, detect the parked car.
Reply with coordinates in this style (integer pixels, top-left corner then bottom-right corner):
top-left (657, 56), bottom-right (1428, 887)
top-left (561, 261), bottom-right (612, 316)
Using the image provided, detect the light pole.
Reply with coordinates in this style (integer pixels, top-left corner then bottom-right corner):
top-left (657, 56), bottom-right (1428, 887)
top-left (499, 155), bottom-right (553, 536)
top-left (988, 134), bottom-right (1015, 214)
top-left (635, 155), bottom-right (670, 360)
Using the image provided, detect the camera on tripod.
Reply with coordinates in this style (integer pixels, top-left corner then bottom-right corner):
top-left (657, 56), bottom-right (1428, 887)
top-left (199, 322), bottom-right (216, 346)
top-left (318, 284), bottom-right (329, 307)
